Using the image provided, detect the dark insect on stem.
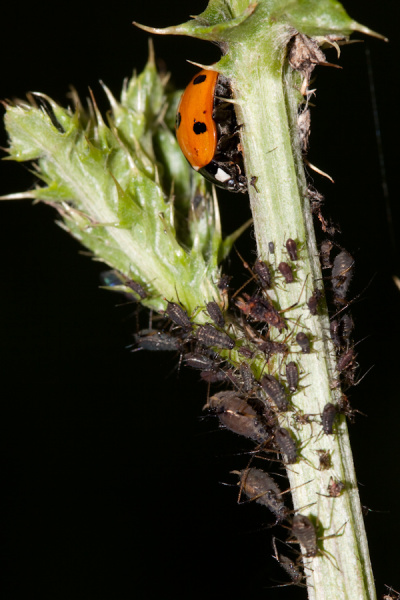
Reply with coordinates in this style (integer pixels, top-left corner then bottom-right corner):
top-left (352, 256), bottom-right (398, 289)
top-left (261, 374), bottom-right (289, 412)
top-left (327, 477), bottom-right (345, 497)
top-left (238, 468), bottom-right (289, 522)
top-left (197, 323), bottom-right (235, 350)
top-left (184, 353), bottom-right (216, 370)
top-left (286, 361), bottom-right (299, 392)
top-left (269, 241), bottom-right (275, 254)
top-left (133, 330), bottom-right (181, 352)
top-left (320, 239), bottom-right (334, 269)
top-left (316, 449), bottom-right (332, 470)
top-left (236, 294), bottom-right (287, 332)
top-left (322, 402), bottom-right (337, 435)
top-left (332, 250), bottom-right (354, 305)
top-left (239, 363), bottom-right (255, 393)
top-left (254, 259), bottom-right (273, 289)
top-left (291, 514), bottom-right (318, 557)
top-left (166, 301), bottom-right (192, 332)
top-left (208, 392), bottom-right (272, 443)
top-left (307, 288), bottom-right (322, 316)
top-left (286, 238), bottom-right (298, 261)
top-left (278, 261), bottom-right (294, 283)
top-left (296, 331), bottom-right (310, 353)
top-left (275, 427), bottom-right (298, 464)
top-left (100, 269), bottom-right (147, 300)
top-left (272, 538), bottom-right (305, 587)
top-left (206, 301), bottom-right (225, 328)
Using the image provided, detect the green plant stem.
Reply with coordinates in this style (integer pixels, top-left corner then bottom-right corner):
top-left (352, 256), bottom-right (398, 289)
top-left (229, 21), bottom-right (376, 600)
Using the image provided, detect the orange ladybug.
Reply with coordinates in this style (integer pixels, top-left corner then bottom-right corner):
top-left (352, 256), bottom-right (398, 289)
top-left (175, 70), bottom-right (247, 193)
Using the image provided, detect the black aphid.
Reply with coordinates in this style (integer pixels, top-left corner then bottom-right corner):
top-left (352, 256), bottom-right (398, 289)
top-left (208, 392), bottom-right (271, 443)
top-left (261, 374), bottom-right (289, 412)
top-left (236, 294), bottom-right (287, 332)
top-left (239, 363), bottom-right (255, 393)
top-left (286, 238), bottom-right (298, 261)
top-left (320, 239), bottom-right (334, 269)
top-left (286, 361), bottom-right (299, 393)
top-left (166, 301), bottom-right (192, 332)
top-left (184, 353), bottom-right (215, 370)
top-left (278, 555), bottom-right (304, 586)
top-left (307, 288), bottom-right (322, 316)
top-left (197, 323), bottom-right (235, 350)
top-left (322, 402), bottom-right (337, 435)
top-left (134, 330), bottom-right (181, 352)
top-left (332, 250), bottom-right (354, 303)
top-left (292, 514), bottom-right (317, 557)
top-left (278, 261), bottom-right (294, 283)
top-left (254, 260), bottom-right (273, 289)
top-left (269, 241), bottom-right (275, 254)
top-left (275, 427), bottom-right (298, 463)
top-left (296, 331), bottom-right (310, 353)
top-left (238, 467), bottom-right (289, 522)
top-left (206, 301), bottom-right (225, 328)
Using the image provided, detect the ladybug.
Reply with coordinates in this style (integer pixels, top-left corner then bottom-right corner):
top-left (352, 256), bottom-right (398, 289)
top-left (175, 69), bottom-right (247, 193)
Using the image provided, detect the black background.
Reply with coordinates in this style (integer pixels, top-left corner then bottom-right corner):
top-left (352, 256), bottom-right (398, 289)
top-left (1, 2), bottom-right (399, 598)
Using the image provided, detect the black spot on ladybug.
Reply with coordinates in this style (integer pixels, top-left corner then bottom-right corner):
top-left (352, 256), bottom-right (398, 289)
top-left (193, 74), bottom-right (207, 85)
top-left (176, 111), bottom-right (181, 129)
top-left (193, 121), bottom-right (207, 135)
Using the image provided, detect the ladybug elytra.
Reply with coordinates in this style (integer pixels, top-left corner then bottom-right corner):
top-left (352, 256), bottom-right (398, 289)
top-left (175, 69), bottom-right (247, 193)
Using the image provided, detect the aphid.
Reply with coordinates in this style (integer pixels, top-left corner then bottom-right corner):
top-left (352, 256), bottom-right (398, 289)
top-left (206, 301), bottom-right (225, 328)
top-left (330, 319), bottom-right (341, 348)
top-left (296, 331), bottom-right (310, 353)
top-left (166, 301), bottom-right (192, 332)
top-left (217, 274), bottom-right (231, 293)
top-left (133, 330), bottom-right (181, 352)
top-left (239, 363), bottom-right (255, 393)
top-left (277, 555), bottom-right (304, 586)
top-left (272, 538), bottom-right (305, 587)
top-left (320, 239), bottom-right (334, 269)
top-left (238, 468), bottom-right (289, 522)
top-left (269, 241), bottom-right (275, 254)
top-left (327, 477), bottom-right (345, 497)
top-left (286, 238), bottom-right (299, 261)
top-left (184, 353), bottom-right (215, 370)
top-left (100, 270), bottom-right (147, 300)
top-left (197, 323), bottom-right (235, 350)
top-left (322, 402), bottom-right (337, 435)
top-left (338, 394), bottom-right (359, 423)
top-left (332, 250), bottom-right (354, 304)
top-left (307, 288), bottom-right (322, 316)
top-left (236, 294), bottom-right (287, 332)
top-left (261, 374), bottom-right (289, 412)
top-left (286, 361), bottom-right (299, 393)
top-left (254, 259), bottom-right (273, 289)
top-left (208, 392), bottom-right (272, 443)
top-left (278, 261), bottom-right (294, 283)
top-left (200, 369), bottom-right (228, 383)
top-left (291, 514), bottom-right (317, 557)
top-left (275, 427), bottom-right (298, 464)
top-left (317, 449), bottom-right (332, 470)
top-left (309, 187), bottom-right (336, 235)
top-left (175, 70), bottom-right (247, 192)
top-left (336, 347), bottom-right (356, 373)
top-left (338, 313), bottom-right (354, 345)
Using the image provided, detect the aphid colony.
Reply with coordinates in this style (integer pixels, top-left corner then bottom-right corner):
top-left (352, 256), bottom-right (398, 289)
top-left (123, 226), bottom-right (360, 587)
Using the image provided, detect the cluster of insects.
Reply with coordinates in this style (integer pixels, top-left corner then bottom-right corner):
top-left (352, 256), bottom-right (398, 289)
top-left (122, 225), bottom-right (359, 586)
top-left (109, 42), bottom-right (368, 590)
